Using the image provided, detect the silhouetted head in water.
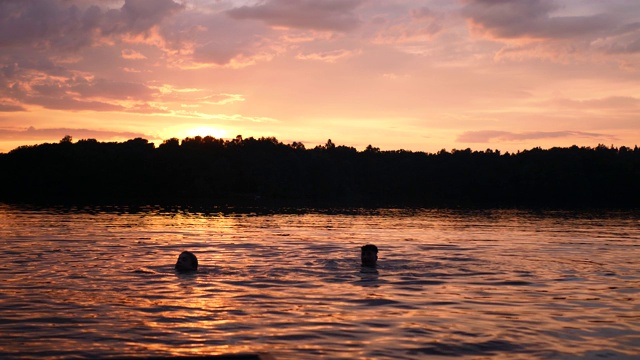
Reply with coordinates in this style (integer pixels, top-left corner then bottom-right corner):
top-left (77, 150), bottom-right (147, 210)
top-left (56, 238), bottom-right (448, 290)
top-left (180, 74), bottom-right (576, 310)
top-left (361, 244), bottom-right (378, 268)
top-left (175, 251), bottom-right (198, 272)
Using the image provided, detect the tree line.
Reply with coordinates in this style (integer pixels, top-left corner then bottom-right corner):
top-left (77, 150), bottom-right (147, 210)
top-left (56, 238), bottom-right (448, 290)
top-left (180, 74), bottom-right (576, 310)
top-left (1, 135), bottom-right (639, 208)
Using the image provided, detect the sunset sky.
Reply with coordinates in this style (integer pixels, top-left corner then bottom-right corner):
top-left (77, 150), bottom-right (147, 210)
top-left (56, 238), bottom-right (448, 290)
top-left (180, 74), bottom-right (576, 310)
top-left (1, 0), bottom-right (639, 154)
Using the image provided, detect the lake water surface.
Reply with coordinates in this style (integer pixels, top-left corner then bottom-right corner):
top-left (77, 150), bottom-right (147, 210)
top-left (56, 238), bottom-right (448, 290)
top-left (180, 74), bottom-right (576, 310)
top-left (0, 205), bottom-right (638, 359)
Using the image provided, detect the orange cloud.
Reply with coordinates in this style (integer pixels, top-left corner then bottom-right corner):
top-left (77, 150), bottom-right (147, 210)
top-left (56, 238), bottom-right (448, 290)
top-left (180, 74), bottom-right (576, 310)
top-left (121, 49), bottom-right (148, 60)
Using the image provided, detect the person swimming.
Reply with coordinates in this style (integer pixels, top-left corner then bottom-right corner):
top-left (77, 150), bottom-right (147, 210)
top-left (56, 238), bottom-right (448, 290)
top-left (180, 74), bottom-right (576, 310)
top-left (175, 251), bottom-right (198, 272)
top-left (361, 244), bottom-right (378, 268)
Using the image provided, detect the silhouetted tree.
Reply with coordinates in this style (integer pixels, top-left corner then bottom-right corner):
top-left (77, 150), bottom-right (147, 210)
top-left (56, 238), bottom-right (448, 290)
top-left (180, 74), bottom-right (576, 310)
top-left (0, 137), bottom-right (638, 208)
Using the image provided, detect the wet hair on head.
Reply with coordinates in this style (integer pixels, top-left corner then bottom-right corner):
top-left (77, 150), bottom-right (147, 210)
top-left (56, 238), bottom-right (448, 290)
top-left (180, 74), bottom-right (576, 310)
top-left (361, 244), bottom-right (378, 268)
top-left (361, 244), bottom-right (378, 253)
top-left (175, 251), bottom-right (198, 272)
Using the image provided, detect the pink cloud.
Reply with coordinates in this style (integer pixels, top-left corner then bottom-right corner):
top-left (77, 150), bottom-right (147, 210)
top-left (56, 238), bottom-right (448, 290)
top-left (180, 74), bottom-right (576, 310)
top-left (462, 0), bottom-right (610, 40)
top-left (26, 96), bottom-right (126, 112)
top-left (168, 7), bottom-right (284, 66)
top-left (0, 0), bottom-right (185, 112)
top-left (0, 0), bottom-right (184, 52)
top-left (192, 39), bottom-right (253, 66)
top-left (227, 0), bottom-right (364, 32)
top-left (372, 6), bottom-right (443, 44)
top-left (119, 0), bottom-right (184, 34)
top-left (69, 78), bottom-right (157, 100)
top-left (0, 103), bottom-right (25, 112)
top-left (2, 68), bottom-right (158, 112)
top-left (461, 0), bottom-right (640, 66)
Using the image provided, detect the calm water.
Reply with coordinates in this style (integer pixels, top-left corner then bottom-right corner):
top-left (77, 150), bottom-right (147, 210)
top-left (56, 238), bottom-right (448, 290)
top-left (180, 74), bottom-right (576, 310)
top-left (0, 205), bottom-right (638, 359)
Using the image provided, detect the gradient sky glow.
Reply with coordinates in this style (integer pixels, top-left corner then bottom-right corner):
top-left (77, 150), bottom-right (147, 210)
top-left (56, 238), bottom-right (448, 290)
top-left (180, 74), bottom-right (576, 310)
top-left (1, 0), bottom-right (639, 153)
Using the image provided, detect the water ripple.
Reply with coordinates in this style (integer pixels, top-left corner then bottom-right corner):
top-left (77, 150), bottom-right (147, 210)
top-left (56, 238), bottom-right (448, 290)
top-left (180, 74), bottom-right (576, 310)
top-left (0, 206), bottom-right (638, 359)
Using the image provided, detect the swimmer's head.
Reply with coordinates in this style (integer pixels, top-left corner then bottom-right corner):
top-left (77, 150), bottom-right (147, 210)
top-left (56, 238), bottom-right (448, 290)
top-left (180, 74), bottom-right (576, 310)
top-left (175, 251), bottom-right (198, 272)
top-left (361, 244), bottom-right (378, 267)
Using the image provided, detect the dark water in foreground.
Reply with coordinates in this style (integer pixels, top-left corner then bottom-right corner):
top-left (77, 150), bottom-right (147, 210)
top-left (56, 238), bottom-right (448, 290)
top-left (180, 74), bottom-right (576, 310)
top-left (0, 205), bottom-right (638, 359)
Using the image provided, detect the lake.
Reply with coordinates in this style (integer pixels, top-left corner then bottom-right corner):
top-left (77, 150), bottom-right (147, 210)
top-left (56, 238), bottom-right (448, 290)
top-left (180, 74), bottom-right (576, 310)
top-left (0, 204), bottom-right (638, 359)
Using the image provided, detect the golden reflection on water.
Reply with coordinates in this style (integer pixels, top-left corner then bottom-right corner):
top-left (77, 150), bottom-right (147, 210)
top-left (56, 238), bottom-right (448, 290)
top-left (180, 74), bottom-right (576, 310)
top-left (0, 206), bottom-right (638, 359)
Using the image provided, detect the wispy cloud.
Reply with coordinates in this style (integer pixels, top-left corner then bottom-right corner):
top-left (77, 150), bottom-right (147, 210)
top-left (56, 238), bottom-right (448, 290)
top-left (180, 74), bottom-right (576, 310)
top-left (457, 130), bottom-right (615, 143)
top-left (550, 96), bottom-right (640, 110)
top-left (0, 126), bottom-right (156, 142)
top-left (296, 49), bottom-right (359, 63)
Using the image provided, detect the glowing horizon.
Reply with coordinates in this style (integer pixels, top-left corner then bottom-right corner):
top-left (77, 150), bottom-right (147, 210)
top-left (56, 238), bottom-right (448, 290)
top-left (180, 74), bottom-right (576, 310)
top-left (1, 0), bottom-right (639, 154)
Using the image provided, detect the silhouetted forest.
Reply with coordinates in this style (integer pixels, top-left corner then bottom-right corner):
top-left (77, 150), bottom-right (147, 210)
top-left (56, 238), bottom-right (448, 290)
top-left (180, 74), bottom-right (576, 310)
top-left (1, 135), bottom-right (639, 208)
